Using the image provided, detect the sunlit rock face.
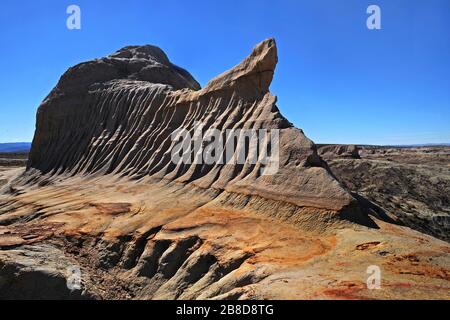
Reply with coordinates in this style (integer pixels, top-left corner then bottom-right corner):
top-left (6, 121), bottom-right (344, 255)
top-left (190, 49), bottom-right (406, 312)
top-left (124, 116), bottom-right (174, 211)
top-left (26, 39), bottom-right (358, 215)
top-left (0, 40), bottom-right (448, 300)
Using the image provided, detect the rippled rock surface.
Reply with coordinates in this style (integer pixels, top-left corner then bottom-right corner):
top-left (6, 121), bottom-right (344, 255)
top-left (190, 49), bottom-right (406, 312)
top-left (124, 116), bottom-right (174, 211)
top-left (0, 40), bottom-right (449, 300)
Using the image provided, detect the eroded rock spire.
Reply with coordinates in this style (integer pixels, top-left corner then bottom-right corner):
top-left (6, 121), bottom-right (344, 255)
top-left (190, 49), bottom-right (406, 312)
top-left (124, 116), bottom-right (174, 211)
top-left (204, 38), bottom-right (277, 96)
top-left (26, 38), bottom-right (361, 220)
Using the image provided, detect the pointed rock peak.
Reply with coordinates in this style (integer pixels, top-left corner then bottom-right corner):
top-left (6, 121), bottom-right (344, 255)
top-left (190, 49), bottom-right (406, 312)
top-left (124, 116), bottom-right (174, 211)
top-left (204, 38), bottom-right (278, 96)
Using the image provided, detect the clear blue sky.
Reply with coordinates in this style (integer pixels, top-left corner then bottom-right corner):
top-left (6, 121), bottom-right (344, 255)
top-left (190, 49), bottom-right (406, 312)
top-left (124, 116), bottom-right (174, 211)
top-left (0, 0), bottom-right (449, 145)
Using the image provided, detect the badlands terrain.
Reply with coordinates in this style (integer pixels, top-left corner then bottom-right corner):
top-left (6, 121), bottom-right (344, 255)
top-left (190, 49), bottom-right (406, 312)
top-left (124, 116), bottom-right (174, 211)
top-left (318, 145), bottom-right (450, 243)
top-left (0, 39), bottom-right (449, 300)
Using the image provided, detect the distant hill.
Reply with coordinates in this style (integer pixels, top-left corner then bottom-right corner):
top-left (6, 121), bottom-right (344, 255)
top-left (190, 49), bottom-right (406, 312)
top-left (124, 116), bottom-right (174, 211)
top-left (357, 143), bottom-right (450, 149)
top-left (0, 142), bottom-right (31, 153)
top-left (390, 143), bottom-right (450, 148)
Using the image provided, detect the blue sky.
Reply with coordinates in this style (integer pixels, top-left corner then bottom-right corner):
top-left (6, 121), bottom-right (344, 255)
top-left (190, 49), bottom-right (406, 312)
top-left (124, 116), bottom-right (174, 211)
top-left (0, 0), bottom-right (449, 145)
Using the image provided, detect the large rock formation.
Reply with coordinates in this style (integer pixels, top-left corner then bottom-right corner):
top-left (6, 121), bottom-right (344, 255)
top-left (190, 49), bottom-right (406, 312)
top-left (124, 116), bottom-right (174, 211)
top-left (26, 39), bottom-right (359, 219)
top-left (0, 39), bottom-right (449, 300)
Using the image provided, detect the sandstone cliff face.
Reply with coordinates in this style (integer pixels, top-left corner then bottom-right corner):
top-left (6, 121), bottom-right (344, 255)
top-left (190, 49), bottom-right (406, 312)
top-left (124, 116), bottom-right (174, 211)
top-left (27, 39), bottom-right (356, 215)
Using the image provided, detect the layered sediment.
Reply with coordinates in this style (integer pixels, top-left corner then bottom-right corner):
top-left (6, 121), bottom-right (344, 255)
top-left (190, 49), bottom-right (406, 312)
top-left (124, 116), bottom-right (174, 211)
top-left (26, 39), bottom-right (355, 215)
top-left (0, 39), bottom-right (449, 299)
